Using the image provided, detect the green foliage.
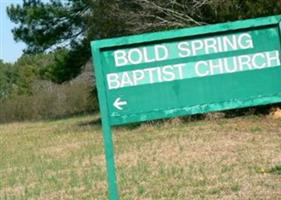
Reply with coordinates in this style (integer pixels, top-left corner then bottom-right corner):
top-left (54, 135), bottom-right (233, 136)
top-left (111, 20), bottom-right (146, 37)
top-left (201, 0), bottom-right (281, 23)
top-left (269, 165), bottom-right (281, 175)
top-left (35, 49), bottom-right (71, 83)
top-left (7, 0), bottom-right (126, 82)
top-left (0, 51), bottom-right (66, 98)
top-left (0, 79), bottom-right (97, 123)
top-left (13, 54), bottom-right (45, 95)
top-left (7, 0), bottom-right (281, 83)
top-left (0, 51), bottom-right (98, 123)
top-left (0, 61), bottom-right (17, 99)
top-left (7, 0), bottom-right (84, 53)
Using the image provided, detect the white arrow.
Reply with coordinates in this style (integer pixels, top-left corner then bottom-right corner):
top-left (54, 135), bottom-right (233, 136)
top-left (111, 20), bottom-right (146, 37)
top-left (113, 97), bottom-right (127, 110)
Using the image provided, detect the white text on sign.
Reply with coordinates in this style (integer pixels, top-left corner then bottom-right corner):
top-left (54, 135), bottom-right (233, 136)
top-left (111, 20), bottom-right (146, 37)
top-left (114, 33), bottom-right (253, 67)
top-left (107, 51), bottom-right (280, 90)
top-left (108, 32), bottom-right (280, 90)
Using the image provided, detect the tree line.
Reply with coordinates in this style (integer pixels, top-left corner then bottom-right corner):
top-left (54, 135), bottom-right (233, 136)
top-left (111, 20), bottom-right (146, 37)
top-left (6, 0), bottom-right (281, 83)
top-left (1, 0), bottom-right (281, 121)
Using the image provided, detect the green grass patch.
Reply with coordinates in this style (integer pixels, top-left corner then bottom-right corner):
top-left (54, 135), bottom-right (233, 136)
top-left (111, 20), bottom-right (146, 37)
top-left (269, 165), bottom-right (281, 175)
top-left (0, 114), bottom-right (281, 199)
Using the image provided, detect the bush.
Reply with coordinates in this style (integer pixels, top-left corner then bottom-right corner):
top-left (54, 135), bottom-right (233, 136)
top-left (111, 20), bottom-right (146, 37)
top-left (0, 79), bottom-right (98, 123)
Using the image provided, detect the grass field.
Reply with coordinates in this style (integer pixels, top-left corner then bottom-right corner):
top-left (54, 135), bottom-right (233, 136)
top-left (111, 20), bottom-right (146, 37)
top-left (0, 114), bottom-right (281, 200)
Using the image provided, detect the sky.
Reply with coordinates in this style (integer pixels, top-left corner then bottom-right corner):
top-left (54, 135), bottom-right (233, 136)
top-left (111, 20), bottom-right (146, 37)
top-left (0, 0), bottom-right (26, 63)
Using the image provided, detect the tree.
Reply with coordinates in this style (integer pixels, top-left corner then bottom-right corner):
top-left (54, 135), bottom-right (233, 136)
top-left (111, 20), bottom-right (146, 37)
top-left (0, 51), bottom-right (63, 99)
top-left (13, 52), bottom-right (56, 94)
top-left (7, 0), bottom-right (281, 83)
top-left (0, 61), bottom-right (17, 99)
top-left (7, 0), bottom-right (128, 83)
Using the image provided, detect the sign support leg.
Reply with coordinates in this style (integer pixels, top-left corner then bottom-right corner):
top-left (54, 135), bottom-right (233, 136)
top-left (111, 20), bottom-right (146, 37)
top-left (92, 46), bottom-right (119, 200)
top-left (102, 121), bottom-right (119, 200)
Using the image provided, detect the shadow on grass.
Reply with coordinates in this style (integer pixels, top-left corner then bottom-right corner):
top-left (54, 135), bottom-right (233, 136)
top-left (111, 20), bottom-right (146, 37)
top-left (224, 104), bottom-right (273, 118)
top-left (77, 117), bottom-right (102, 127)
top-left (2, 103), bottom-right (280, 131)
top-left (113, 113), bottom-right (207, 131)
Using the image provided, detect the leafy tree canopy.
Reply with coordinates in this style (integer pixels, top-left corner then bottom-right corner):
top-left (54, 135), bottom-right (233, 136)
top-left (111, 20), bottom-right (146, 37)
top-left (7, 0), bottom-right (126, 83)
top-left (7, 0), bottom-right (281, 83)
top-left (0, 51), bottom-right (63, 99)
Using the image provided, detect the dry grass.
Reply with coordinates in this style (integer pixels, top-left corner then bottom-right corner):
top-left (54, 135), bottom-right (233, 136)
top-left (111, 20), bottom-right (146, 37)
top-left (0, 114), bottom-right (281, 199)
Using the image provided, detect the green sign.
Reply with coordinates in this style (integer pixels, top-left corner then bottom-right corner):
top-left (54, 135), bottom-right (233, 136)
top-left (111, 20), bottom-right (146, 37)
top-left (91, 15), bottom-right (281, 199)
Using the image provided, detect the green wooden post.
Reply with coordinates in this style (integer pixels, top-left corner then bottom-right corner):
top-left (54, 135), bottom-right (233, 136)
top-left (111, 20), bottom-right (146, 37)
top-left (101, 122), bottom-right (119, 200)
top-left (91, 46), bottom-right (119, 200)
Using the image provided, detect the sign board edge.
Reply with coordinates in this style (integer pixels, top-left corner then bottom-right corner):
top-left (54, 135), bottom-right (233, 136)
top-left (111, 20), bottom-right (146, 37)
top-left (91, 14), bottom-right (281, 49)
